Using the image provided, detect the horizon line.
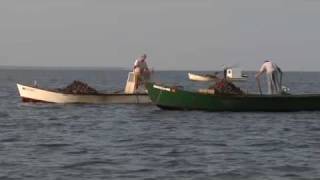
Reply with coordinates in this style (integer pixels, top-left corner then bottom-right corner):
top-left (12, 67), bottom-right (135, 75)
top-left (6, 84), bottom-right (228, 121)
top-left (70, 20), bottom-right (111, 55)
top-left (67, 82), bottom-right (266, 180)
top-left (0, 65), bottom-right (319, 72)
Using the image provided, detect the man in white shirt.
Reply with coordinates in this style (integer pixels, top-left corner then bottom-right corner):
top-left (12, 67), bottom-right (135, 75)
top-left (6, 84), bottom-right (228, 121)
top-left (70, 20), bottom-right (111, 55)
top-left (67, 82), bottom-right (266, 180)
top-left (133, 54), bottom-right (149, 74)
top-left (255, 60), bottom-right (283, 94)
top-left (133, 54), bottom-right (150, 89)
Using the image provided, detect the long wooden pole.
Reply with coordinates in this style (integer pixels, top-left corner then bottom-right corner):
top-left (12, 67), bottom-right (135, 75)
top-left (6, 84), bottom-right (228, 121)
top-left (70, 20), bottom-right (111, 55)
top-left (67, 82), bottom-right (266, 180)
top-left (256, 78), bottom-right (262, 95)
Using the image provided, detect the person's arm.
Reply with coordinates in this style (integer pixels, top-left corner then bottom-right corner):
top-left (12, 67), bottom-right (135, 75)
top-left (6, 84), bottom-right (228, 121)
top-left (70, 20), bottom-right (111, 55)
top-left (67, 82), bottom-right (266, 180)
top-left (145, 62), bottom-right (149, 71)
top-left (277, 67), bottom-right (282, 74)
top-left (255, 71), bottom-right (263, 79)
top-left (140, 61), bottom-right (149, 71)
top-left (277, 66), bottom-right (283, 87)
top-left (255, 64), bottom-right (265, 79)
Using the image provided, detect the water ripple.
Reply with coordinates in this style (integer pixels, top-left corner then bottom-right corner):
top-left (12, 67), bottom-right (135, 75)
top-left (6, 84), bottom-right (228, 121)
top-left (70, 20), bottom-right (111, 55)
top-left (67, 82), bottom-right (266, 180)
top-left (270, 165), bottom-right (314, 172)
top-left (36, 143), bottom-right (72, 148)
top-left (0, 111), bottom-right (9, 118)
top-left (0, 137), bottom-right (20, 143)
top-left (62, 159), bottom-right (118, 169)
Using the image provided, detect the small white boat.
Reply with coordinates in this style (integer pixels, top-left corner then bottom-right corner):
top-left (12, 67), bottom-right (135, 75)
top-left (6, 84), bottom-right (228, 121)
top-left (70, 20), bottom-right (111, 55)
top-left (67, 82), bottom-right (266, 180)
top-left (188, 73), bottom-right (217, 82)
top-left (17, 72), bottom-right (151, 104)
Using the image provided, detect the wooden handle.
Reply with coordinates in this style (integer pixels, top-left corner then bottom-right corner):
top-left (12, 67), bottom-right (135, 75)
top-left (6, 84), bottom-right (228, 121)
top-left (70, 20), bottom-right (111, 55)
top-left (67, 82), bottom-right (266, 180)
top-left (256, 78), bottom-right (262, 95)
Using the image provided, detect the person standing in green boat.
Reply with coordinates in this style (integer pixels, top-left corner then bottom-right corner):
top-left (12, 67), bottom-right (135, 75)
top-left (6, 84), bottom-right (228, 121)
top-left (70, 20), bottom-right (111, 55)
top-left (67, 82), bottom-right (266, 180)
top-left (255, 60), bottom-right (283, 95)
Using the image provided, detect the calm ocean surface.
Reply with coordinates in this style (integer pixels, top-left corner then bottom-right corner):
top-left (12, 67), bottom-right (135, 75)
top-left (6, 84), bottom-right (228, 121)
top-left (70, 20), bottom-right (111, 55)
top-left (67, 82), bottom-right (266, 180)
top-left (1, 68), bottom-right (320, 180)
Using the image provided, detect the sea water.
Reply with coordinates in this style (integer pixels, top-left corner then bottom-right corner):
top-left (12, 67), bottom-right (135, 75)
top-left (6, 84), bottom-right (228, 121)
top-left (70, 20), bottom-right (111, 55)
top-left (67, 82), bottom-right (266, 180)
top-left (0, 68), bottom-right (320, 179)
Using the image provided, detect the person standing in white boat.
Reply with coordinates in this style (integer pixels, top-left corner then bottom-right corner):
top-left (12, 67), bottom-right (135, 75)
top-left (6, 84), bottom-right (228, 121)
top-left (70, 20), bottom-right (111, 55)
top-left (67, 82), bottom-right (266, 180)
top-left (133, 54), bottom-right (151, 89)
top-left (255, 60), bottom-right (283, 94)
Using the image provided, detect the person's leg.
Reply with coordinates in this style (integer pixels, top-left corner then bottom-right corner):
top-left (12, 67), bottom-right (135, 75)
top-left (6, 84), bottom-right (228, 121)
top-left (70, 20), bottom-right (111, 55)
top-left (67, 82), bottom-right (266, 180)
top-left (272, 71), bottom-right (281, 94)
top-left (267, 73), bottom-right (273, 94)
top-left (133, 68), bottom-right (141, 90)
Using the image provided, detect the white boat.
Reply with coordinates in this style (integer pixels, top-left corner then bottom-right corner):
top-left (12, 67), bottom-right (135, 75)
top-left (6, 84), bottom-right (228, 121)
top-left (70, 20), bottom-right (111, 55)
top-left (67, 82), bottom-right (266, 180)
top-left (188, 73), bottom-right (217, 82)
top-left (17, 72), bottom-right (151, 104)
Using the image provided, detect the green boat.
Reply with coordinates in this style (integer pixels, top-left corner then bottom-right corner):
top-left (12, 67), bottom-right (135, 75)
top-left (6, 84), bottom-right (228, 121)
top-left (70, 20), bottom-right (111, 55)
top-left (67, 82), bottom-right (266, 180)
top-left (145, 82), bottom-right (320, 112)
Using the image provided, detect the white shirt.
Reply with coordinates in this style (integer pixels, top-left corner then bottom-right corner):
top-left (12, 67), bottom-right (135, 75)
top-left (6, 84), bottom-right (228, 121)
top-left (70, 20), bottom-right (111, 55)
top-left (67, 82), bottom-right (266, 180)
top-left (134, 59), bottom-right (139, 68)
top-left (134, 59), bottom-right (148, 70)
top-left (260, 61), bottom-right (277, 74)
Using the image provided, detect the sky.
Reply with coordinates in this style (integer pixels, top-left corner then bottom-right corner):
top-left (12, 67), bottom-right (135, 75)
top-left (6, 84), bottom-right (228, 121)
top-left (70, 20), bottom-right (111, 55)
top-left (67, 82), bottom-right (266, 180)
top-left (0, 0), bottom-right (320, 71)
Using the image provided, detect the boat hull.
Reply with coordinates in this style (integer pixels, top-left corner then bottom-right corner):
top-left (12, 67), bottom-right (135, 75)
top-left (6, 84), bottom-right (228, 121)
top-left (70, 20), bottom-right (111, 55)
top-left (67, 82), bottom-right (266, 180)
top-left (17, 84), bottom-right (151, 104)
top-left (146, 83), bottom-right (320, 111)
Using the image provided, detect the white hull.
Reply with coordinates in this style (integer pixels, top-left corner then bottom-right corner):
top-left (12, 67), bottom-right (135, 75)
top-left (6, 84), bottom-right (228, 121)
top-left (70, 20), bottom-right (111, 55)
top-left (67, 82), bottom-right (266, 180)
top-left (188, 73), bottom-right (216, 82)
top-left (17, 84), bottom-right (151, 104)
top-left (188, 73), bottom-right (247, 82)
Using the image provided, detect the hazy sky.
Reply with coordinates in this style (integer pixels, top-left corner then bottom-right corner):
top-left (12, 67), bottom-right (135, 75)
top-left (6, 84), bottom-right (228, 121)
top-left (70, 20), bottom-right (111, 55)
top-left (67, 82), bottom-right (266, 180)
top-left (1, 0), bottom-right (320, 70)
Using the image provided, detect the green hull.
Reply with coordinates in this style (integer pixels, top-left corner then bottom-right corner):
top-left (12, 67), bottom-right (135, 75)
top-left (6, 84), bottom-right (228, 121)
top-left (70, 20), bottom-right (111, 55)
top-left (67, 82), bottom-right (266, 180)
top-left (146, 83), bottom-right (320, 112)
